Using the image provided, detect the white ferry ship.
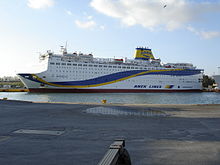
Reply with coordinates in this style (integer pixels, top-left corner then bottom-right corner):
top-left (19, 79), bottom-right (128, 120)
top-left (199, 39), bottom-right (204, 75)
top-left (17, 46), bottom-right (203, 92)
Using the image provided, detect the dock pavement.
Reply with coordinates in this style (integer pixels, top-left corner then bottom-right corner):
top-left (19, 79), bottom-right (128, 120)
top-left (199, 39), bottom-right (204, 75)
top-left (0, 100), bottom-right (220, 165)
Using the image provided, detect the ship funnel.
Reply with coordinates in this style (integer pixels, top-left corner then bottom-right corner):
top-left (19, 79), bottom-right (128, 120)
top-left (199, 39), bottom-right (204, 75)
top-left (134, 47), bottom-right (155, 60)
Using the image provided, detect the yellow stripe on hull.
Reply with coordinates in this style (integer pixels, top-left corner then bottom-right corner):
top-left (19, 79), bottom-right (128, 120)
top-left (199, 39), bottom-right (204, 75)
top-left (32, 69), bottom-right (184, 88)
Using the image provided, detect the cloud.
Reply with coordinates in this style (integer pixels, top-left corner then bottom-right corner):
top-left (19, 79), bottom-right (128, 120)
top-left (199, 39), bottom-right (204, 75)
top-left (65, 10), bottom-right (73, 16)
top-left (75, 14), bottom-right (105, 30)
top-left (90, 0), bottom-right (220, 31)
top-left (187, 26), bottom-right (220, 39)
top-left (27, 0), bottom-right (54, 9)
top-left (100, 25), bottom-right (105, 30)
top-left (75, 20), bottom-right (96, 29)
top-left (87, 15), bottom-right (93, 20)
top-left (200, 31), bottom-right (220, 39)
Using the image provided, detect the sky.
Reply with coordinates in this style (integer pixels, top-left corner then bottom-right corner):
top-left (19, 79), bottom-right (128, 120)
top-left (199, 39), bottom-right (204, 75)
top-left (1, 0), bottom-right (220, 77)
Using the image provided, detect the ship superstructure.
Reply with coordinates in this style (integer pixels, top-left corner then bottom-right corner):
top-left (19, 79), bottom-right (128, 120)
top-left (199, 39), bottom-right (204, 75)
top-left (17, 46), bottom-right (203, 92)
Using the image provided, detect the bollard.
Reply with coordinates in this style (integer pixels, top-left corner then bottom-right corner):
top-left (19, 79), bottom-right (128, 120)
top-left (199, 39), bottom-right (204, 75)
top-left (102, 99), bottom-right (107, 104)
top-left (98, 139), bottom-right (131, 165)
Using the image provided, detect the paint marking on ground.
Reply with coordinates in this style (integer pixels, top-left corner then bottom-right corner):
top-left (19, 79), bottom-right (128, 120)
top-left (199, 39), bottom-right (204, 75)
top-left (13, 129), bottom-right (65, 136)
top-left (0, 136), bottom-right (10, 142)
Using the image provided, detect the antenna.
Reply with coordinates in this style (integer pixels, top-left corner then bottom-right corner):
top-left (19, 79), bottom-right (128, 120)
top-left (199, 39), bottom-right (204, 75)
top-left (37, 52), bottom-right (41, 55)
top-left (65, 41), bottom-right (68, 50)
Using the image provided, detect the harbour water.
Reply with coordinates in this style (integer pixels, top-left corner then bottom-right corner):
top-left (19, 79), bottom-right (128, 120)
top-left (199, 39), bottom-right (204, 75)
top-left (0, 92), bottom-right (220, 104)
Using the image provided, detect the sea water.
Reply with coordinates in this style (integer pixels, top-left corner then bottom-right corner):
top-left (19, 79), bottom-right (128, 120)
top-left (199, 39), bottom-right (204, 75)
top-left (0, 92), bottom-right (220, 104)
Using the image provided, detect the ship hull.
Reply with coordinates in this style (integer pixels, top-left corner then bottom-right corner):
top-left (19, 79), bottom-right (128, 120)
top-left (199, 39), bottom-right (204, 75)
top-left (28, 88), bottom-right (202, 93)
top-left (18, 71), bottom-right (203, 93)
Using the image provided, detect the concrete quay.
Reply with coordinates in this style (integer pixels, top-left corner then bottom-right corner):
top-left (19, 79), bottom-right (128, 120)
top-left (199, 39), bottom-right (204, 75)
top-left (0, 100), bottom-right (220, 165)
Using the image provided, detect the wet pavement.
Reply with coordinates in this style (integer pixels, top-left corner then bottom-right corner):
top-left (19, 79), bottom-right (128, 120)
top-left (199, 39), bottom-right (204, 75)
top-left (0, 100), bottom-right (220, 165)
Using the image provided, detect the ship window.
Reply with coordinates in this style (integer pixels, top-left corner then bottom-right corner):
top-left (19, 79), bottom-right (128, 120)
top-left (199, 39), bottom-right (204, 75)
top-left (62, 63), bottom-right (66, 65)
top-left (131, 67), bottom-right (134, 69)
top-left (83, 64), bottom-right (87, 66)
top-left (104, 65), bottom-right (107, 68)
top-left (73, 64), bottom-right (77, 66)
top-left (94, 65), bottom-right (98, 67)
top-left (50, 62), bottom-right (55, 65)
top-left (113, 66), bottom-right (117, 68)
top-left (135, 67), bottom-right (138, 69)
top-left (99, 65), bottom-right (102, 67)
top-left (67, 63), bottom-right (71, 66)
top-left (108, 66), bottom-right (112, 68)
top-left (118, 66), bottom-right (121, 68)
top-left (122, 67), bottom-right (126, 69)
top-left (78, 64), bottom-right (82, 66)
top-left (127, 67), bottom-right (130, 69)
top-left (56, 63), bottom-right (60, 65)
top-left (89, 65), bottom-right (93, 67)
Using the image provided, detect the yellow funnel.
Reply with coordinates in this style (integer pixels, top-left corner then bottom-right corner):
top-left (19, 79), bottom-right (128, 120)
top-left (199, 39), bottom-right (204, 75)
top-left (134, 47), bottom-right (155, 60)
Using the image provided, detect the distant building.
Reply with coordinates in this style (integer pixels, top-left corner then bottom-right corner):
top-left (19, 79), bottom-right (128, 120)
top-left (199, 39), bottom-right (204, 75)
top-left (213, 75), bottom-right (220, 88)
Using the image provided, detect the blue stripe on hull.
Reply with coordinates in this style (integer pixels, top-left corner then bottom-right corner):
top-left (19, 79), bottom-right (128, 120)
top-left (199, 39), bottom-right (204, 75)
top-left (18, 69), bottom-right (202, 87)
top-left (53, 70), bottom-right (142, 85)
